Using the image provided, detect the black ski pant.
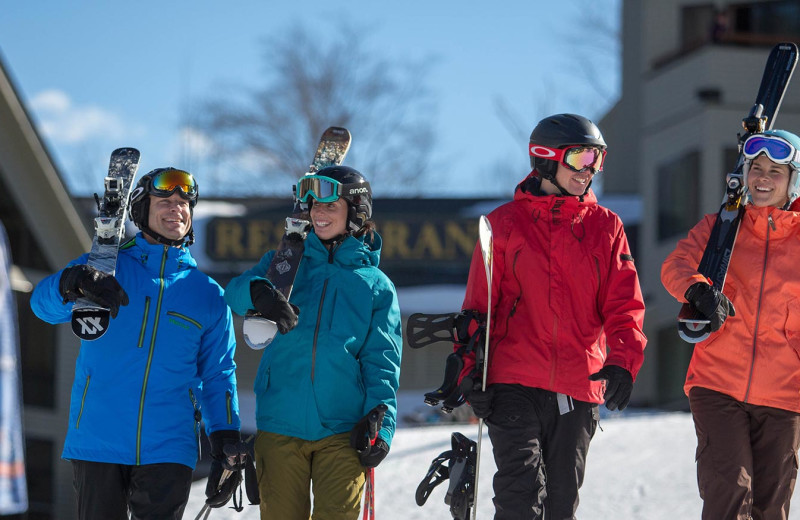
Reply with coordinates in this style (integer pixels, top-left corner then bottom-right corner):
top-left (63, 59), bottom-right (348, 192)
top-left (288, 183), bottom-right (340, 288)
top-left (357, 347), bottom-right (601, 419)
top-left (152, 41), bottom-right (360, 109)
top-left (486, 384), bottom-right (598, 520)
top-left (72, 460), bottom-right (192, 520)
top-left (689, 387), bottom-right (800, 520)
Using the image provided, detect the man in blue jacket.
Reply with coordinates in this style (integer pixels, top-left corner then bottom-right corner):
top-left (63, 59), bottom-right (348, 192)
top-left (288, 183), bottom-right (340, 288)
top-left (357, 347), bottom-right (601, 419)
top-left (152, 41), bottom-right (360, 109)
top-left (31, 167), bottom-right (241, 520)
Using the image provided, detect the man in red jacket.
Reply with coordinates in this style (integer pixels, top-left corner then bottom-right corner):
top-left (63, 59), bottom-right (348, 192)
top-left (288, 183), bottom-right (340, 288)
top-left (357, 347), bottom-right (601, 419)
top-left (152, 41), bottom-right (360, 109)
top-left (460, 114), bottom-right (647, 519)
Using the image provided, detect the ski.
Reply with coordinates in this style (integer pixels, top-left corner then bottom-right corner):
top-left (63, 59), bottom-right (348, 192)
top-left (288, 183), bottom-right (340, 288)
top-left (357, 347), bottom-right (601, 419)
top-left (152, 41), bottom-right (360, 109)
top-left (677, 42), bottom-right (798, 343)
top-left (243, 126), bottom-right (351, 349)
top-left (70, 147), bottom-right (140, 340)
top-left (470, 215), bottom-right (493, 520)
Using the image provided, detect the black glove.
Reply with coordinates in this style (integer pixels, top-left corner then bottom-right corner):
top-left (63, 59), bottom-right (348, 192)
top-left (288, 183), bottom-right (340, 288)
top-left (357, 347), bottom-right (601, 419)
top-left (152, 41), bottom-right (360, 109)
top-left (205, 430), bottom-right (246, 508)
top-left (358, 438), bottom-right (389, 468)
top-left (59, 264), bottom-right (129, 318)
top-left (250, 280), bottom-right (300, 334)
top-left (685, 282), bottom-right (736, 332)
top-left (589, 365), bottom-right (633, 411)
top-left (460, 376), bottom-right (494, 419)
top-left (350, 405), bottom-right (389, 468)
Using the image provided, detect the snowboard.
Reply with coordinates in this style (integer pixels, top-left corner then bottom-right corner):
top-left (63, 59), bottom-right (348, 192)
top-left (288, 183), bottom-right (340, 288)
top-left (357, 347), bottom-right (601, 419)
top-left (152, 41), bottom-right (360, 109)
top-left (677, 42), bottom-right (798, 343)
top-left (71, 147), bottom-right (140, 340)
top-left (243, 127), bottom-right (351, 349)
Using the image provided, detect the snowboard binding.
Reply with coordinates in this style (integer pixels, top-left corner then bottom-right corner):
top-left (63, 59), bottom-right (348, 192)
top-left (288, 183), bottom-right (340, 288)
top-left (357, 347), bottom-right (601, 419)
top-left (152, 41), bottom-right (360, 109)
top-left (415, 431), bottom-right (477, 520)
top-left (406, 310), bottom-right (486, 412)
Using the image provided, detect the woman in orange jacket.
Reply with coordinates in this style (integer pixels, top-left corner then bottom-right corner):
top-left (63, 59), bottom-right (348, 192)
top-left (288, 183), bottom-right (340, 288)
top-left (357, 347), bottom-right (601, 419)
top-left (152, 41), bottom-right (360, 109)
top-left (662, 129), bottom-right (800, 520)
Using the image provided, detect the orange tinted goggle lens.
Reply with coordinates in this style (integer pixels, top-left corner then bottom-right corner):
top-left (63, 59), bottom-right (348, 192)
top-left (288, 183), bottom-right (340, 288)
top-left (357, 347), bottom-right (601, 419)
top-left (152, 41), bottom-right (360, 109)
top-left (563, 147), bottom-right (605, 173)
top-left (152, 169), bottom-right (197, 198)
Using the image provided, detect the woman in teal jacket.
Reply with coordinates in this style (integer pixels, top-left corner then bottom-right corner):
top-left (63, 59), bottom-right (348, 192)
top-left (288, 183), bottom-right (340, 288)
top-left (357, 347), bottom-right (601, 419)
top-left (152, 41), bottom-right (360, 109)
top-left (225, 165), bottom-right (402, 520)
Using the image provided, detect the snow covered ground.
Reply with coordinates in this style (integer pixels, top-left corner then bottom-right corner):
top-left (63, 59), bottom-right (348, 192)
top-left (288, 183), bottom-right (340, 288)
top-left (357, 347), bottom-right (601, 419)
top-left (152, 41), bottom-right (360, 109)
top-left (185, 407), bottom-right (800, 519)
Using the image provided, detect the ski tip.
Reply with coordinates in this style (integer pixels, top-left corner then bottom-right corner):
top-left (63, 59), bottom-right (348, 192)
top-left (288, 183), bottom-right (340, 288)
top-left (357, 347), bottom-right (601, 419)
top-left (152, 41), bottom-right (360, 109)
top-left (111, 147), bottom-right (141, 158)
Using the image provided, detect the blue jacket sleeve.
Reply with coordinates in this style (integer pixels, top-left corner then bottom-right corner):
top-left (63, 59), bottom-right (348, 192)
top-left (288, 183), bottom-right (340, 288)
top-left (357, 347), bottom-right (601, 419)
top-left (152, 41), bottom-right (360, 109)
top-left (30, 254), bottom-right (90, 323)
top-left (224, 250), bottom-right (276, 316)
top-left (359, 276), bottom-right (403, 446)
top-left (197, 286), bottom-right (241, 434)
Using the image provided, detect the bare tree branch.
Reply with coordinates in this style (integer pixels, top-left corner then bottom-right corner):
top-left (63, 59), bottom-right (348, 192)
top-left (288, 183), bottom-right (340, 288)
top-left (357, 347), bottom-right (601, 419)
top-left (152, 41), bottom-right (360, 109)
top-left (188, 22), bottom-right (437, 196)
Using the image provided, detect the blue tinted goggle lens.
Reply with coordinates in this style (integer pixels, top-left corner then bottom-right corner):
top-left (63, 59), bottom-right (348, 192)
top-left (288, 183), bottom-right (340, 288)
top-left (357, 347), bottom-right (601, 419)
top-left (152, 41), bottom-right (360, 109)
top-left (296, 175), bottom-right (341, 203)
top-left (743, 135), bottom-right (797, 164)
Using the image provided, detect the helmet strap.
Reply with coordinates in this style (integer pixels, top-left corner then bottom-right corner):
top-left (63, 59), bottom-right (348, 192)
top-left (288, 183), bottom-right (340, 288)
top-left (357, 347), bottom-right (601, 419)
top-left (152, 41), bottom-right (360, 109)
top-left (141, 223), bottom-right (193, 248)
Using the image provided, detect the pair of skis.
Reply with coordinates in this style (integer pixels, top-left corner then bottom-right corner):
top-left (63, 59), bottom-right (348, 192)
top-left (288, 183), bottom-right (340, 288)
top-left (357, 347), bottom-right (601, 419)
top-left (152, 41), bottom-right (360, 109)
top-left (242, 126), bottom-right (352, 349)
top-left (677, 42), bottom-right (798, 342)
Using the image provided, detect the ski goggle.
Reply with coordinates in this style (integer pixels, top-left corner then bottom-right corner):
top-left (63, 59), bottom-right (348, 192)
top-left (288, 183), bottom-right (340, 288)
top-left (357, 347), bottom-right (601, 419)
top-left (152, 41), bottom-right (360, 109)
top-left (296, 175), bottom-right (342, 203)
top-left (743, 134), bottom-right (800, 165)
top-left (529, 144), bottom-right (606, 174)
top-left (151, 169), bottom-right (198, 201)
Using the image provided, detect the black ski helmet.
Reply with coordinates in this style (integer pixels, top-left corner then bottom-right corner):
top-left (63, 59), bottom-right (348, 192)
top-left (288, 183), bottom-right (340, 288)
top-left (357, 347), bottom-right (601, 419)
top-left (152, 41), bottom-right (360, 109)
top-left (528, 113), bottom-right (607, 181)
top-left (309, 165), bottom-right (372, 234)
top-left (129, 167), bottom-right (198, 246)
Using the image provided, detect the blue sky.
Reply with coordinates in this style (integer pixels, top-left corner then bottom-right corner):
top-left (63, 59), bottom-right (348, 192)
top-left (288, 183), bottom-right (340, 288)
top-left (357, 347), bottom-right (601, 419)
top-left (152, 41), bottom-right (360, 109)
top-left (0, 1), bottom-right (620, 197)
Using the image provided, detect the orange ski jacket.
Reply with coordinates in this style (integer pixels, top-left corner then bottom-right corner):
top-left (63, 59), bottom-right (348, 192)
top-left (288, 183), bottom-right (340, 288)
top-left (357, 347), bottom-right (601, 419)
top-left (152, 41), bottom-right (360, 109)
top-left (661, 204), bottom-right (800, 412)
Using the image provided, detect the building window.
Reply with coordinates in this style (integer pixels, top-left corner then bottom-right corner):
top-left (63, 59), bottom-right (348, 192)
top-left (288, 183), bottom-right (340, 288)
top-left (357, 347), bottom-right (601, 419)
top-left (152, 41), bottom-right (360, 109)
top-left (17, 290), bottom-right (56, 409)
top-left (731, 0), bottom-right (800, 39)
top-left (656, 325), bottom-right (694, 409)
top-left (657, 150), bottom-right (701, 241)
top-left (25, 437), bottom-right (54, 520)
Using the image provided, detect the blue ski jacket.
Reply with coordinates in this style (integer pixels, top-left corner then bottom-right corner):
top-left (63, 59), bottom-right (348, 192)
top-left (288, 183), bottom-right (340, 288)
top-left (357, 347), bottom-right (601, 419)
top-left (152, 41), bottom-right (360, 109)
top-left (224, 231), bottom-right (402, 446)
top-left (31, 233), bottom-right (239, 469)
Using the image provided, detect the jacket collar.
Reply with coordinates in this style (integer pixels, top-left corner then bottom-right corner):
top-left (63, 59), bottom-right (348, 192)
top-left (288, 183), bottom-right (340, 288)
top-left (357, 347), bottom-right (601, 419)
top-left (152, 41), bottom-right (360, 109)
top-left (123, 233), bottom-right (197, 273)
top-left (304, 231), bottom-right (382, 268)
top-left (513, 172), bottom-right (598, 211)
top-left (744, 204), bottom-right (800, 240)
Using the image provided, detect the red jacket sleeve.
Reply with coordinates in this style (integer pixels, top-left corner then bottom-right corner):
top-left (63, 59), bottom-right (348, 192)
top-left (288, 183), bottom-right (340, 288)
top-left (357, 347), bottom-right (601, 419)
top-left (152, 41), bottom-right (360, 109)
top-left (600, 221), bottom-right (647, 380)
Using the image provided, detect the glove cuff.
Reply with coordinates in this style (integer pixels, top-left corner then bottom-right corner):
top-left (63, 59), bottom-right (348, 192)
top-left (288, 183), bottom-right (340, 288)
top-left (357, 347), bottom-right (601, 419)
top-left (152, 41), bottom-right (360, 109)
top-left (209, 429), bottom-right (241, 460)
top-left (684, 281), bottom-right (711, 303)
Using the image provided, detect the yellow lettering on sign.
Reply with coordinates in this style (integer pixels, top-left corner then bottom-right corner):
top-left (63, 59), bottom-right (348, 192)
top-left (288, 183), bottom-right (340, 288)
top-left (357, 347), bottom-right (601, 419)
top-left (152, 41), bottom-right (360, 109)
top-left (445, 221), bottom-right (478, 258)
top-left (412, 223), bottom-right (445, 259)
top-left (380, 222), bottom-right (412, 259)
top-left (212, 221), bottom-right (244, 258)
top-left (246, 220), bottom-right (274, 258)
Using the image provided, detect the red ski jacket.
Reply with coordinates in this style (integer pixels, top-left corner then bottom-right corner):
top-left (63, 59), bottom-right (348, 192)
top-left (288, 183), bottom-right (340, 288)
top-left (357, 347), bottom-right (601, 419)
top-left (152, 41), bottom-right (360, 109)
top-left (459, 176), bottom-right (647, 403)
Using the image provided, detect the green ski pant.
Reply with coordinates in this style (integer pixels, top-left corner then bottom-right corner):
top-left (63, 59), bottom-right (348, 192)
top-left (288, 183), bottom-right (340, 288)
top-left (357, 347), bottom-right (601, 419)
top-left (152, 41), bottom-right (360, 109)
top-left (254, 430), bottom-right (366, 520)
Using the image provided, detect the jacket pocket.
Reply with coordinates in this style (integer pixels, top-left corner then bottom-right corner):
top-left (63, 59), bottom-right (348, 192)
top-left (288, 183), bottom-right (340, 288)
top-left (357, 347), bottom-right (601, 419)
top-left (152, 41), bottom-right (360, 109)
top-left (166, 311), bottom-right (203, 330)
top-left (785, 297), bottom-right (800, 354)
top-left (138, 296), bottom-right (151, 348)
top-left (76, 375), bottom-right (91, 429)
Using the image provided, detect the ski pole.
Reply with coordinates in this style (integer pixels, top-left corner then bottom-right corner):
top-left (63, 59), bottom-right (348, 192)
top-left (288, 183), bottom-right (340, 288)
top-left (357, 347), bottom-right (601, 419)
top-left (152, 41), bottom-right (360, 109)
top-left (362, 404), bottom-right (388, 520)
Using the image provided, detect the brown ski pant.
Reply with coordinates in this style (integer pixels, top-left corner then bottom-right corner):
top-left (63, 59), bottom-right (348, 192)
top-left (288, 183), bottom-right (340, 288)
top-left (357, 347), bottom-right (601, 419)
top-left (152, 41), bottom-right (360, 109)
top-left (689, 387), bottom-right (800, 520)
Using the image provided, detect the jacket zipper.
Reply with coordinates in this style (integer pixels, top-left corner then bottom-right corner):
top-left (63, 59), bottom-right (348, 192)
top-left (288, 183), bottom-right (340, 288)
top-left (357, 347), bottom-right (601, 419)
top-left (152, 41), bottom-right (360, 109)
top-left (137, 296), bottom-right (150, 348)
top-left (136, 245), bottom-right (168, 464)
top-left (312, 280), bottom-right (329, 383)
top-left (311, 242), bottom-right (341, 382)
top-left (76, 375), bottom-right (90, 429)
top-left (226, 391), bottom-right (233, 424)
top-left (743, 214), bottom-right (773, 402)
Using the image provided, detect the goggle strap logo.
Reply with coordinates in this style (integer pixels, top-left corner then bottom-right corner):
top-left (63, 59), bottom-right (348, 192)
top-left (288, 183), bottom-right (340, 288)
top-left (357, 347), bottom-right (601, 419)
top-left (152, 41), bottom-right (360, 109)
top-left (529, 145), bottom-right (558, 158)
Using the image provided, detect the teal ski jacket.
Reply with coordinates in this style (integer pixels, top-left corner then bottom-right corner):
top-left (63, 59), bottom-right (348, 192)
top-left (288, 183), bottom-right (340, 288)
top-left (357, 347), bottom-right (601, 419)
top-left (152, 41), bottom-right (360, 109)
top-left (31, 234), bottom-right (239, 469)
top-left (224, 231), bottom-right (402, 446)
